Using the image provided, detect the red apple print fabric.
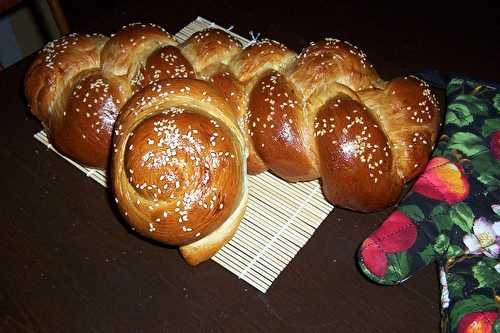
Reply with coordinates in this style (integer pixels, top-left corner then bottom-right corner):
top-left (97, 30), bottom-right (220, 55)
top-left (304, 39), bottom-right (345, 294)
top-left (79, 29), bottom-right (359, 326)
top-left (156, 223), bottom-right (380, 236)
top-left (413, 157), bottom-right (470, 204)
top-left (358, 77), bottom-right (500, 332)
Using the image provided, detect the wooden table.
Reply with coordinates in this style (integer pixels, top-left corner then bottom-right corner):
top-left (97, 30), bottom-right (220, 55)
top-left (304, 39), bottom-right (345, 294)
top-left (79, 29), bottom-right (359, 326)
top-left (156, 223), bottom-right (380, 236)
top-left (2, 2), bottom-right (498, 332)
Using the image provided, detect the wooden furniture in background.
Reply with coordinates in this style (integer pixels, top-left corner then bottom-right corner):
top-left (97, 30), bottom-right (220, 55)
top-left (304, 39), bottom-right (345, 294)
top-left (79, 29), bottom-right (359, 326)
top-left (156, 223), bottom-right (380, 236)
top-left (46, 0), bottom-right (68, 33)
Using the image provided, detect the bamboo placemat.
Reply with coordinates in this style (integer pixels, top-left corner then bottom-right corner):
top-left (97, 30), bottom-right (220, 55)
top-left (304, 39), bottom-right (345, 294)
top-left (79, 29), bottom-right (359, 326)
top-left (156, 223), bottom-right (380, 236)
top-left (34, 16), bottom-right (334, 293)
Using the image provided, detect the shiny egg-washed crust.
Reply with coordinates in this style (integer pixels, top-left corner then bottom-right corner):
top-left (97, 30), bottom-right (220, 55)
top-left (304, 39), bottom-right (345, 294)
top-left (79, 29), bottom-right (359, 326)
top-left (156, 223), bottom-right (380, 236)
top-left (26, 24), bottom-right (441, 264)
top-left (180, 30), bottom-right (440, 212)
top-left (112, 79), bottom-right (248, 265)
top-left (25, 23), bottom-right (180, 168)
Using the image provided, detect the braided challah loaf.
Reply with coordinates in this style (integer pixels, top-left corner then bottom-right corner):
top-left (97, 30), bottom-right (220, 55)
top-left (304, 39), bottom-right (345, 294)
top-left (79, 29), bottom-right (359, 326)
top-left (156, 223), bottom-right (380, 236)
top-left (25, 23), bottom-right (440, 264)
top-left (25, 23), bottom-right (179, 167)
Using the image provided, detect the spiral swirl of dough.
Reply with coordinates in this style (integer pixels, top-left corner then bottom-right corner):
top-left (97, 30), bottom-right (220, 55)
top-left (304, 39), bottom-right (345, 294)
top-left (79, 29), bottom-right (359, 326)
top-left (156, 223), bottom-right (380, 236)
top-left (112, 79), bottom-right (247, 248)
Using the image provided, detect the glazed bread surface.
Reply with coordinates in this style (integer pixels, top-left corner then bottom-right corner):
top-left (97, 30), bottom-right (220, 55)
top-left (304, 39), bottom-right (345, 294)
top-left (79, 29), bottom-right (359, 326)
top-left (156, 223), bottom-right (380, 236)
top-left (25, 23), bottom-right (441, 264)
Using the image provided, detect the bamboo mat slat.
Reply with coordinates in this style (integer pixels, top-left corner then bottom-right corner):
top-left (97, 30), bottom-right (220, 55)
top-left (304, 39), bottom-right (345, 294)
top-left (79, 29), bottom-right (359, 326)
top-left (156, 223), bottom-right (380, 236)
top-left (33, 16), bottom-right (334, 293)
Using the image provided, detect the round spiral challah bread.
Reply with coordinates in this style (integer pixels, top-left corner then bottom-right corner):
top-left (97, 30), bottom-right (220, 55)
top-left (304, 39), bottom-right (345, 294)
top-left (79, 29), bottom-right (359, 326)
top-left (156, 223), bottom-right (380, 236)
top-left (25, 23), bottom-right (441, 264)
top-left (112, 79), bottom-right (248, 265)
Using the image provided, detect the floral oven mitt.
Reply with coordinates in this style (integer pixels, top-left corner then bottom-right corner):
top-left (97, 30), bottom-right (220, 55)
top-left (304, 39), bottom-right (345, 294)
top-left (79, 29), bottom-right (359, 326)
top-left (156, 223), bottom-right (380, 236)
top-left (358, 77), bottom-right (500, 333)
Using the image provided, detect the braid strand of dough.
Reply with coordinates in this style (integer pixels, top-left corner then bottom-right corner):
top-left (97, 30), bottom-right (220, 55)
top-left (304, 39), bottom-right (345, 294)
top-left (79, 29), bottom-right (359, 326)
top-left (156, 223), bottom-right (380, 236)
top-left (25, 23), bottom-right (440, 264)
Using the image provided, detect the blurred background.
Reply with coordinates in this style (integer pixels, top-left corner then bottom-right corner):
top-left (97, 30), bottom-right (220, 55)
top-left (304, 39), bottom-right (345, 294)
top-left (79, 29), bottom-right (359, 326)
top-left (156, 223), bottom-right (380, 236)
top-left (0, 0), bottom-right (62, 69)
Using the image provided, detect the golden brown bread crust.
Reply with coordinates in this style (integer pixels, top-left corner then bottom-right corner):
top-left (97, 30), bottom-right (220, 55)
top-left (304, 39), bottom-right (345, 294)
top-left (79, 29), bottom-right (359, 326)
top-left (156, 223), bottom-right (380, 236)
top-left (230, 39), bottom-right (297, 82)
top-left (100, 23), bottom-right (177, 78)
top-left (358, 76), bottom-right (440, 181)
top-left (25, 23), bottom-right (178, 168)
top-left (25, 33), bottom-right (108, 127)
top-left (50, 71), bottom-right (123, 166)
top-left (249, 71), bottom-right (316, 181)
top-left (111, 79), bottom-right (248, 249)
top-left (184, 31), bottom-right (439, 212)
top-left (121, 110), bottom-right (243, 245)
top-left (179, 185), bottom-right (247, 265)
top-left (207, 69), bottom-right (267, 174)
top-left (289, 39), bottom-right (380, 97)
top-left (26, 24), bottom-right (441, 264)
top-left (315, 96), bottom-right (402, 211)
top-left (25, 24), bottom-right (441, 208)
top-left (107, 28), bottom-right (439, 263)
top-left (181, 29), bottom-right (242, 74)
top-left (132, 46), bottom-right (196, 93)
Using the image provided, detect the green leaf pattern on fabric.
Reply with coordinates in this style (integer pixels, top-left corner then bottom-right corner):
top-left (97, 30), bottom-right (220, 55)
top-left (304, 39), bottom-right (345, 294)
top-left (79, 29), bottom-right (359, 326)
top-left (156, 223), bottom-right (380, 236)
top-left (470, 152), bottom-right (500, 192)
top-left (431, 204), bottom-right (455, 232)
top-left (384, 252), bottom-right (411, 282)
top-left (446, 245), bottom-right (464, 258)
top-left (446, 273), bottom-right (466, 299)
top-left (493, 319), bottom-right (500, 333)
top-left (448, 132), bottom-right (489, 157)
top-left (358, 77), bottom-right (500, 333)
top-left (399, 205), bottom-right (425, 222)
top-left (362, 78), bottom-right (500, 333)
top-left (447, 78), bottom-right (464, 96)
top-left (493, 93), bottom-right (500, 113)
top-left (434, 234), bottom-right (450, 255)
top-left (453, 95), bottom-right (489, 116)
top-left (447, 104), bottom-right (474, 127)
top-left (481, 118), bottom-right (500, 137)
top-left (449, 202), bottom-right (475, 233)
top-left (419, 244), bottom-right (438, 266)
top-left (472, 258), bottom-right (500, 289)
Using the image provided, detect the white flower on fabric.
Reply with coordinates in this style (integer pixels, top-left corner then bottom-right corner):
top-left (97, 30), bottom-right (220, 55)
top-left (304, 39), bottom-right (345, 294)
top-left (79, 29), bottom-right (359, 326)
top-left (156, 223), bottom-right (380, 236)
top-left (462, 217), bottom-right (500, 258)
top-left (495, 263), bottom-right (500, 274)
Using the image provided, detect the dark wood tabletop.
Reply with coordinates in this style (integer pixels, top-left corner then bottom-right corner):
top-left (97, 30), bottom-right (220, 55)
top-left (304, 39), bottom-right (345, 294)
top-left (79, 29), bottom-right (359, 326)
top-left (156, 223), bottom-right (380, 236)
top-left (1, 2), bottom-right (499, 332)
